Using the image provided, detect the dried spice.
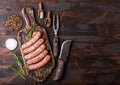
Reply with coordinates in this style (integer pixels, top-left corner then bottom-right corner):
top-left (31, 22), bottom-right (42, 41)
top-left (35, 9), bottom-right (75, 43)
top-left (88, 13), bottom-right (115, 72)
top-left (5, 14), bottom-right (22, 31)
top-left (38, 2), bottom-right (44, 19)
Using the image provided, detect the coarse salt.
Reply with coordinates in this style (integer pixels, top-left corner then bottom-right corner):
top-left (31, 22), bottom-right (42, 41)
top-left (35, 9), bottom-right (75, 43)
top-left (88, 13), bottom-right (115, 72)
top-left (5, 38), bottom-right (18, 51)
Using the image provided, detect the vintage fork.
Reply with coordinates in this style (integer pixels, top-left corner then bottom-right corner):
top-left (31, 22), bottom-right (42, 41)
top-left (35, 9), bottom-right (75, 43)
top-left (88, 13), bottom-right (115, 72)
top-left (53, 14), bottom-right (59, 57)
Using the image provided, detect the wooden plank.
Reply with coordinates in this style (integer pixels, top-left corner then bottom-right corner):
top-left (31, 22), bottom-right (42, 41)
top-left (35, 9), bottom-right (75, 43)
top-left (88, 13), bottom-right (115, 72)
top-left (0, 0), bottom-right (120, 84)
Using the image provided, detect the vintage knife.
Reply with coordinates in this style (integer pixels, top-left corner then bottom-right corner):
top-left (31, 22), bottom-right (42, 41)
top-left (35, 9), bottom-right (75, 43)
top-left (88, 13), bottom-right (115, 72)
top-left (53, 40), bottom-right (72, 80)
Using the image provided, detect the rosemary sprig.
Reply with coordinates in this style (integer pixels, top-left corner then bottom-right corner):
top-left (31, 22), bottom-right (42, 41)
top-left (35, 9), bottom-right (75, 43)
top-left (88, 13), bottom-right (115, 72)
top-left (10, 52), bottom-right (26, 80)
top-left (12, 52), bottom-right (24, 73)
top-left (26, 22), bottom-right (37, 40)
top-left (10, 65), bottom-right (26, 80)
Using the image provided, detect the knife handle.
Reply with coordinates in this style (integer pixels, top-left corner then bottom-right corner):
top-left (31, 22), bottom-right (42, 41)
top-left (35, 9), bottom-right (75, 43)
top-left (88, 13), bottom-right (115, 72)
top-left (53, 35), bottom-right (58, 57)
top-left (53, 59), bottom-right (65, 81)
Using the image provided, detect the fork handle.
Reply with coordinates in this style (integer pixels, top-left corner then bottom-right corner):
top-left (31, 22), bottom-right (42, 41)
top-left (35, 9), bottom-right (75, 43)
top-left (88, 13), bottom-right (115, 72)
top-left (53, 35), bottom-right (58, 57)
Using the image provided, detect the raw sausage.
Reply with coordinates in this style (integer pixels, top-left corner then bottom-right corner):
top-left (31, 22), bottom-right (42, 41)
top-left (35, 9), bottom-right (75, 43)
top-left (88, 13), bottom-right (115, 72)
top-left (21, 31), bottom-right (51, 71)
top-left (23, 38), bottom-right (44, 54)
top-left (24, 44), bottom-right (46, 60)
top-left (28, 55), bottom-right (51, 70)
top-left (26, 50), bottom-right (48, 65)
top-left (21, 32), bottom-right (41, 49)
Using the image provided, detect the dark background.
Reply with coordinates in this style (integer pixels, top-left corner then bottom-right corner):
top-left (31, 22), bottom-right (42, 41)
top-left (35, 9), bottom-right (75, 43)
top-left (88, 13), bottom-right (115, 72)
top-left (0, 0), bottom-right (120, 85)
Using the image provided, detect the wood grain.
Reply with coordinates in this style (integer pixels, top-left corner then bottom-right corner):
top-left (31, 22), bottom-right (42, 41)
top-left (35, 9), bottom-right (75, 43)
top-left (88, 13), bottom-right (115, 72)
top-left (0, 0), bottom-right (120, 84)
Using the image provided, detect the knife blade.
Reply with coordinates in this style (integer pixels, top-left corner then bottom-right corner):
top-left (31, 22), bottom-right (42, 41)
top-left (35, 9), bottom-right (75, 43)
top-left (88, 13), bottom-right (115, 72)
top-left (53, 40), bottom-right (72, 80)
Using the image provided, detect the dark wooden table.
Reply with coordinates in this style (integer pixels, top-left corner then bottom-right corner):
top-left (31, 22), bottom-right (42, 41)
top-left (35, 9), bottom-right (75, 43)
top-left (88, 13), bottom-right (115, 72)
top-left (0, 0), bottom-right (120, 85)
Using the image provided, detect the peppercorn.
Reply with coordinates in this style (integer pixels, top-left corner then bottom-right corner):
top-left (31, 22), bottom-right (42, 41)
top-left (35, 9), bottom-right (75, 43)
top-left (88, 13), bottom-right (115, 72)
top-left (5, 14), bottom-right (22, 31)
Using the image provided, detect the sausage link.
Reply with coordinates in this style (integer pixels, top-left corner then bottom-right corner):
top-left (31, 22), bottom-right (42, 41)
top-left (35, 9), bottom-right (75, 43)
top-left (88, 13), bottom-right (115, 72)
top-left (27, 50), bottom-right (48, 65)
top-left (24, 44), bottom-right (46, 60)
top-left (23, 38), bottom-right (44, 54)
top-left (21, 32), bottom-right (41, 49)
top-left (28, 55), bottom-right (51, 70)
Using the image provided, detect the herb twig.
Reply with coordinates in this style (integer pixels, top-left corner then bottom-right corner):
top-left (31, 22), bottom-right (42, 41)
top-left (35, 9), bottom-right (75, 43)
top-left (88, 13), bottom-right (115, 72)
top-left (10, 52), bottom-right (26, 80)
top-left (26, 22), bottom-right (37, 40)
top-left (10, 65), bottom-right (26, 80)
top-left (13, 52), bottom-right (24, 73)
